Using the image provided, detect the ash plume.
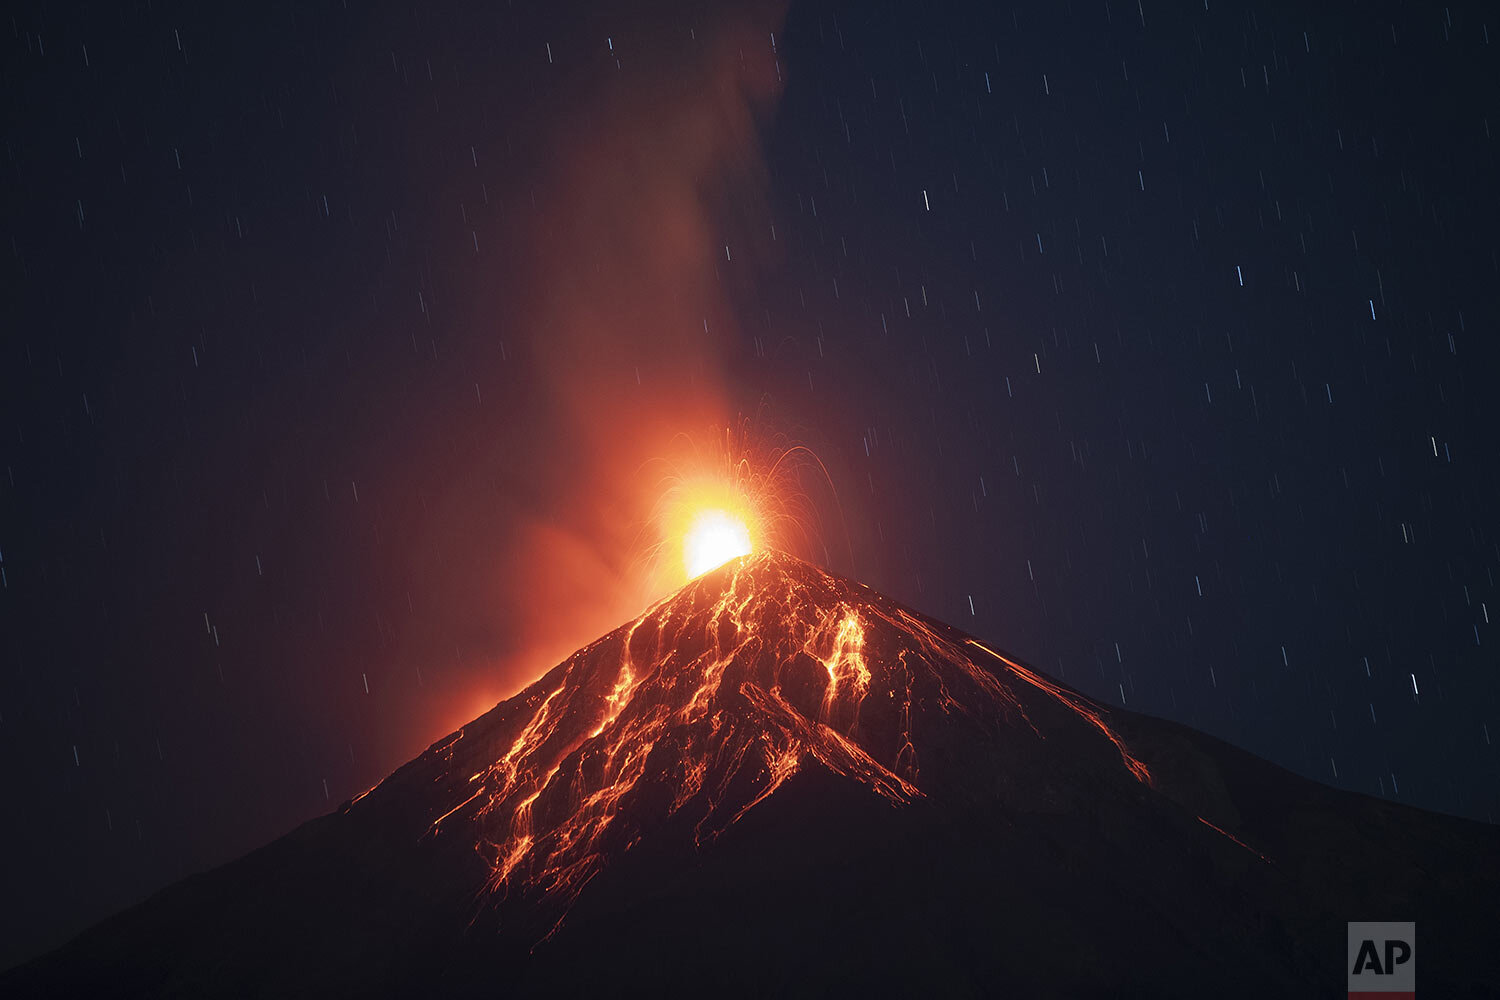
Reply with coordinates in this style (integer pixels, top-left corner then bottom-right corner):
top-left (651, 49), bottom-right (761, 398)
top-left (409, 0), bottom-right (790, 735)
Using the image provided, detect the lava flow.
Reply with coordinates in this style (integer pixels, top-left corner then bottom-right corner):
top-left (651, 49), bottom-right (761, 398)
top-left (353, 550), bottom-right (1156, 929)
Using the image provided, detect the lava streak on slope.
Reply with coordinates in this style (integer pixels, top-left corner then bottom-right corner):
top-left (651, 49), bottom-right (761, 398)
top-left (358, 550), bottom-right (1154, 927)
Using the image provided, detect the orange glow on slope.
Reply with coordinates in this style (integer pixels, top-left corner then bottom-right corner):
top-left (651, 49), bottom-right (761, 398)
top-left (414, 554), bottom-right (923, 917)
top-left (681, 507), bottom-right (754, 578)
top-left (964, 637), bottom-right (1153, 786)
top-left (1196, 816), bottom-right (1273, 864)
top-left (377, 550), bottom-right (1155, 934)
top-left (808, 610), bottom-right (872, 729)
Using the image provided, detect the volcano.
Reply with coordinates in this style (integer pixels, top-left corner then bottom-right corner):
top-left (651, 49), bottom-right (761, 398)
top-left (7, 551), bottom-right (1497, 996)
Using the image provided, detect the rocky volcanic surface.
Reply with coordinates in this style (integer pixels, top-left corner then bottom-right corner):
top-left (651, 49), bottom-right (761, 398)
top-left (7, 552), bottom-right (1497, 997)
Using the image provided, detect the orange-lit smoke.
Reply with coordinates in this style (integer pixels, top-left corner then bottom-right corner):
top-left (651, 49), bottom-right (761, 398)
top-left (413, 1), bottom-right (792, 741)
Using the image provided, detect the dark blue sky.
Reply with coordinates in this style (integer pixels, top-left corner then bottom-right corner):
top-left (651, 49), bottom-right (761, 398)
top-left (3, 0), bottom-right (1497, 970)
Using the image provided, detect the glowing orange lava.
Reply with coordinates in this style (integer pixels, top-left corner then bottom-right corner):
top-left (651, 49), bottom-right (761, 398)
top-left (383, 549), bottom-right (1161, 940)
top-left (1197, 815), bottom-right (1273, 864)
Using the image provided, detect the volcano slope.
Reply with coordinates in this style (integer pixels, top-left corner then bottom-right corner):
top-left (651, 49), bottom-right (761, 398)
top-left (7, 550), bottom-right (1497, 997)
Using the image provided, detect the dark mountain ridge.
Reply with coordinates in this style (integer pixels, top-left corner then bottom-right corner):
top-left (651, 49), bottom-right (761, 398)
top-left (7, 550), bottom-right (1496, 996)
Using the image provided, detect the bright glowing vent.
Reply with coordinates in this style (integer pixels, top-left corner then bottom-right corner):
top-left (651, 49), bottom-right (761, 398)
top-left (682, 508), bottom-right (753, 578)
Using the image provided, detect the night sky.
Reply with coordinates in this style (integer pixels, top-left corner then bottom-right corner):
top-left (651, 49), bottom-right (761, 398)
top-left (4, 0), bottom-right (1498, 970)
